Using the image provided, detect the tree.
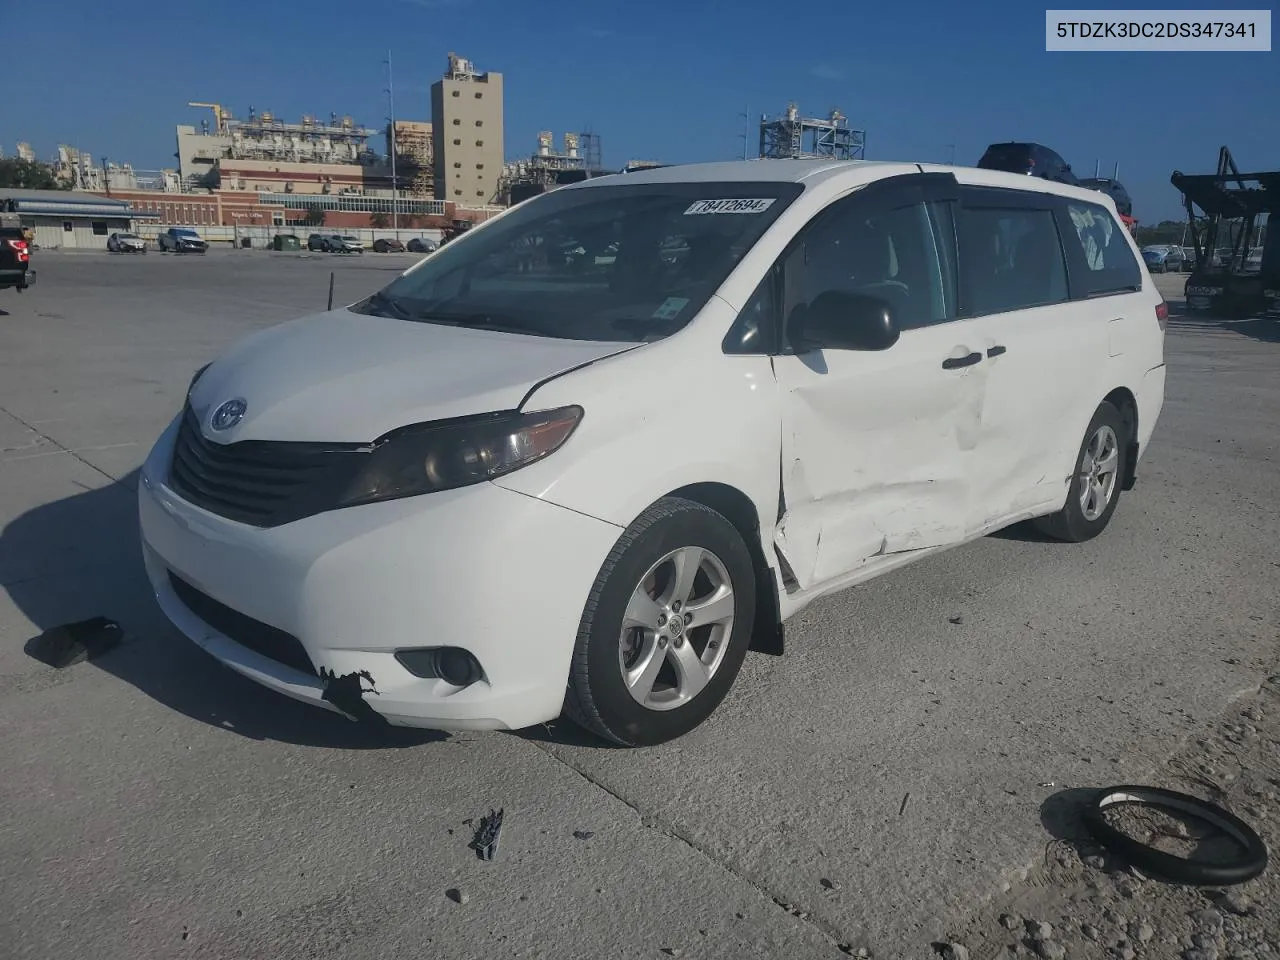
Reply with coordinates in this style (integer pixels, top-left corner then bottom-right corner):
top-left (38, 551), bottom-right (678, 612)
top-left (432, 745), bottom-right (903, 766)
top-left (0, 158), bottom-right (67, 190)
top-left (369, 212), bottom-right (389, 229)
top-left (1133, 220), bottom-right (1187, 247)
top-left (302, 204), bottom-right (326, 227)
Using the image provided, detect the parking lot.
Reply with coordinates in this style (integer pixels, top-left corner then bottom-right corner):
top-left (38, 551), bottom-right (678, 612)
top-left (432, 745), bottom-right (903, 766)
top-left (2, 250), bottom-right (1278, 959)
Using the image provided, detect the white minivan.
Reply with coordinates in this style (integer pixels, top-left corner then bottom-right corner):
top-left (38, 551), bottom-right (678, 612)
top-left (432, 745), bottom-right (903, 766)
top-left (138, 159), bottom-right (1167, 746)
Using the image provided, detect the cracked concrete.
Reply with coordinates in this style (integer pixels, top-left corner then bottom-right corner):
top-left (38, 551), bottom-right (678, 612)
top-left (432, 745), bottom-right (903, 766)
top-left (1, 254), bottom-right (1277, 959)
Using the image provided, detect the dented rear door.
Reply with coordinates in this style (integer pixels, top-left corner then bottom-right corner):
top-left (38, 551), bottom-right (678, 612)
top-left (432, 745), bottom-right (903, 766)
top-left (770, 175), bottom-right (986, 590)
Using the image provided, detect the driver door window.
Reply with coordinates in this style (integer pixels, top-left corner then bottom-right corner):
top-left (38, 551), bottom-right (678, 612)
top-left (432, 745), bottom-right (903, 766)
top-left (783, 193), bottom-right (952, 342)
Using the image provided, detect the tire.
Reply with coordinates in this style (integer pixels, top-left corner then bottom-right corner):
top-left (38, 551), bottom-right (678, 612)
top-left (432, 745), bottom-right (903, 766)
top-left (1033, 401), bottom-right (1128, 543)
top-left (1083, 785), bottom-right (1268, 885)
top-left (564, 496), bottom-right (757, 746)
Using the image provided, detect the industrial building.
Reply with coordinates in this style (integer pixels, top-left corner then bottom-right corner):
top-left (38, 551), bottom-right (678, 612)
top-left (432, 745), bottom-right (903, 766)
top-left (52, 146), bottom-right (180, 193)
top-left (0, 188), bottom-right (157, 250)
top-left (431, 53), bottom-right (505, 204)
top-left (758, 104), bottom-right (866, 160)
top-left (8, 52), bottom-right (512, 236)
top-left (176, 104), bottom-right (382, 190)
top-left (498, 130), bottom-right (607, 205)
top-left (388, 120), bottom-right (434, 197)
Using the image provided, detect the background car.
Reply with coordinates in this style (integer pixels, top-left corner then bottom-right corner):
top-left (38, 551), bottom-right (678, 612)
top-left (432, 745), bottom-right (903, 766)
top-left (107, 232), bottom-right (147, 254)
top-left (373, 237), bottom-right (406, 253)
top-left (306, 233), bottom-right (332, 252)
top-left (977, 141), bottom-right (1080, 185)
top-left (1141, 245), bottom-right (1185, 273)
top-left (406, 237), bottom-right (437, 253)
top-left (157, 228), bottom-right (207, 254)
top-left (1079, 178), bottom-right (1133, 219)
top-left (327, 235), bottom-right (365, 254)
top-left (0, 226), bottom-right (35, 292)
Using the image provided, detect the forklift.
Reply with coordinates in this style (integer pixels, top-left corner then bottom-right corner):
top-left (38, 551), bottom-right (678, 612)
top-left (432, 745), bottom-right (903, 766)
top-left (1172, 146), bottom-right (1278, 320)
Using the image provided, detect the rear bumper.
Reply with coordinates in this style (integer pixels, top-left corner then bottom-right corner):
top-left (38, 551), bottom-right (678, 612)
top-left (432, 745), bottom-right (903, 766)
top-left (0, 268), bottom-right (32, 288)
top-left (137, 415), bottom-right (623, 731)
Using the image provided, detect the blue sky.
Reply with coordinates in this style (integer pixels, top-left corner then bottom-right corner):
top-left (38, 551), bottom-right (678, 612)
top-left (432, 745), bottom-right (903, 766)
top-left (6, 0), bottom-right (1276, 222)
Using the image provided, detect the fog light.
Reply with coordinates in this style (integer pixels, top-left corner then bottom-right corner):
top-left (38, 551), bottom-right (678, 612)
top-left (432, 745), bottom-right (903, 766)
top-left (395, 646), bottom-right (484, 687)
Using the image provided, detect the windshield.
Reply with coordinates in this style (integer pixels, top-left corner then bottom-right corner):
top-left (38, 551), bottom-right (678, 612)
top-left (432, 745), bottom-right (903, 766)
top-left (357, 180), bottom-right (803, 342)
top-left (175, 229), bottom-right (199, 236)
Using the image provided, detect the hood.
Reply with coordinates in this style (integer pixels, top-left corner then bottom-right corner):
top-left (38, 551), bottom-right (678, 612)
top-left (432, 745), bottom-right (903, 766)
top-left (188, 308), bottom-right (640, 443)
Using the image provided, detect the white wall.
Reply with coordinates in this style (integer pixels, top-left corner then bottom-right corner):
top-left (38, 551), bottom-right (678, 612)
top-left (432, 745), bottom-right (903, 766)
top-left (28, 216), bottom-right (132, 250)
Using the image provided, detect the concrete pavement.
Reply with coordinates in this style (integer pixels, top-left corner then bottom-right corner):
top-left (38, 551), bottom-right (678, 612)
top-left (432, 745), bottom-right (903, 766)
top-left (1, 253), bottom-right (1276, 959)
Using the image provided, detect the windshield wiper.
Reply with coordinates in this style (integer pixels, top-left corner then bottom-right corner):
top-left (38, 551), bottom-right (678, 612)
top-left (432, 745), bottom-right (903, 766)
top-left (363, 290), bottom-right (413, 320)
top-left (609, 316), bottom-right (685, 340)
top-left (414, 311), bottom-right (543, 336)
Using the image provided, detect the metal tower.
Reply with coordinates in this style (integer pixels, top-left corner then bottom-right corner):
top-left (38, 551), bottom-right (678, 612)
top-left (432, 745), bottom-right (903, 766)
top-left (758, 103), bottom-right (866, 160)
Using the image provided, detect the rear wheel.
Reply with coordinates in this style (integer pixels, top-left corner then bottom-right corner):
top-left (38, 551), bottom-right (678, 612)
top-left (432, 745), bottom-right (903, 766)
top-left (1033, 401), bottom-right (1128, 543)
top-left (564, 497), bottom-right (757, 746)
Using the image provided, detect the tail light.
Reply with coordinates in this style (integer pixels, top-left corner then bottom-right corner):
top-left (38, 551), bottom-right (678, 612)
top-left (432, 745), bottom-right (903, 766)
top-left (1155, 300), bottom-right (1168, 331)
top-left (5, 238), bottom-right (30, 263)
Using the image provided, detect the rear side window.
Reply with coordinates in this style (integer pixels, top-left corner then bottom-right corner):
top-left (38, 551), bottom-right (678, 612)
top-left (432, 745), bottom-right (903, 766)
top-left (957, 205), bottom-right (1069, 315)
top-left (1061, 201), bottom-right (1142, 296)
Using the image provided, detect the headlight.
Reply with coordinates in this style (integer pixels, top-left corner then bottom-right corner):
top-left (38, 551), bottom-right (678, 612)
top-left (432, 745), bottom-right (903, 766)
top-left (337, 405), bottom-right (584, 508)
top-left (187, 362), bottom-right (212, 396)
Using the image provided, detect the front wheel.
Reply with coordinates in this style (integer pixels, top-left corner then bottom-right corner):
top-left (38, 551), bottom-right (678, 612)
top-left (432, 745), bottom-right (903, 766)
top-left (564, 497), bottom-right (757, 746)
top-left (1033, 401), bottom-right (1128, 543)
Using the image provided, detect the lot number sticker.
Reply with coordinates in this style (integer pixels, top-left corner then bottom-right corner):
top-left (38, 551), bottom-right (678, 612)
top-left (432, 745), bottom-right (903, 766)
top-left (684, 198), bottom-right (776, 215)
top-left (651, 297), bottom-right (690, 320)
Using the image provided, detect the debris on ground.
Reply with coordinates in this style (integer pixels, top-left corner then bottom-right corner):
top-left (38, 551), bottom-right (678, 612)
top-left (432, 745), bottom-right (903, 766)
top-left (26, 617), bottom-right (123, 668)
top-left (572, 830), bottom-right (594, 841)
top-left (445, 887), bottom-right (468, 904)
top-left (940, 683), bottom-right (1280, 959)
top-left (468, 807), bottom-right (504, 861)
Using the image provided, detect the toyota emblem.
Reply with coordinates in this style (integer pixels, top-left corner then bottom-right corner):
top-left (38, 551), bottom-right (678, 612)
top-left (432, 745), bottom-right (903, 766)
top-left (210, 398), bottom-right (247, 431)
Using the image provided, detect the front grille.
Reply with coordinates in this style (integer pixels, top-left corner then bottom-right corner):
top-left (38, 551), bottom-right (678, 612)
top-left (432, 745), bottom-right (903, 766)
top-left (169, 572), bottom-right (317, 676)
top-left (168, 405), bottom-right (364, 527)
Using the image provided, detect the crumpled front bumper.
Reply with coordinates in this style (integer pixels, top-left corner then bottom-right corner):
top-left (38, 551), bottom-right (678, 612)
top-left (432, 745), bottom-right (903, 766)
top-left (137, 415), bottom-right (623, 731)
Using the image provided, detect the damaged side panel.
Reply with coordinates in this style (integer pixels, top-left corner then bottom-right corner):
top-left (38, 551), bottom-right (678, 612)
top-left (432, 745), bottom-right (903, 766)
top-left (771, 326), bottom-right (989, 592)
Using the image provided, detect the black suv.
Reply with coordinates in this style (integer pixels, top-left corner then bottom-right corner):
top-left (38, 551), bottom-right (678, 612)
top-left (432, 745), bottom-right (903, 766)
top-left (1078, 178), bottom-right (1133, 219)
top-left (0, 227), bottom-right (35, 293)
top-left (977, 142), bottom-right (1080, 186)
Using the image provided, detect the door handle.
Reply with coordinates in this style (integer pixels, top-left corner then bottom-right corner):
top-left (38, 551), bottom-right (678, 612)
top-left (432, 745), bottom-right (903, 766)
top-left (942, 352), bottom-right (983, 369)
top-left (986, 345), bottom-right (1007, 358)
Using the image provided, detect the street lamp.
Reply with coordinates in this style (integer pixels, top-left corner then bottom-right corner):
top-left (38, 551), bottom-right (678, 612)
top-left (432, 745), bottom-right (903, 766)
top-left (384, 49), bottom-right (399, 239)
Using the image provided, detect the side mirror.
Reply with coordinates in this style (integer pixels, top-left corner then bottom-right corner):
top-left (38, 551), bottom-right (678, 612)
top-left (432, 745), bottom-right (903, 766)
top-left (788, 290), bottom-right (900, 352)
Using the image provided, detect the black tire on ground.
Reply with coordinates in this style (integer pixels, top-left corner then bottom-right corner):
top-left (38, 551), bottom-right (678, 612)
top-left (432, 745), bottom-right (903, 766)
top-left (563, 496), bottom-right (757, 747)
top-left (1084, 785), bottom-right (1269, 885)
top-left (1033, 400), bottom-right (1128, 543)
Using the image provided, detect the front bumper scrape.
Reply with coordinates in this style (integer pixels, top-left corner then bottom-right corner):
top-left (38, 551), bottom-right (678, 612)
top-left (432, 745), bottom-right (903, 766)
top-left (319, 668), bottom-right (390, 725)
